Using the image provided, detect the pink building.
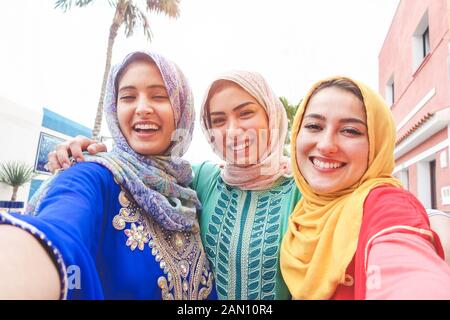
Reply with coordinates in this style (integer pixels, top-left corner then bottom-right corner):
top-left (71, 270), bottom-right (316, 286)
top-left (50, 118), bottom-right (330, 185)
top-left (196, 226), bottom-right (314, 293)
top-left (379, 0), bottom-right (450, 212)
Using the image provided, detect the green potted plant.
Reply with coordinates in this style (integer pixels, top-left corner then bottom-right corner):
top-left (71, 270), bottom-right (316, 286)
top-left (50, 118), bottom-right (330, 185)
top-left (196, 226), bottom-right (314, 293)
top-left (0, 161), bottom-right (35, 210)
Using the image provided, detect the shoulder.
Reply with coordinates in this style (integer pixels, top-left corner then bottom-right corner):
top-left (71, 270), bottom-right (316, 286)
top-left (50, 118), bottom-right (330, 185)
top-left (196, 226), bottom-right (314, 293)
top-left (362, 186), bottom-right (430, 234)
top-left (284, 176), bottom-right (302, 201)
top-left (269, 176), bottom-right (302, 202)
top-left (191, 161), bottom-right (221, 190)
top-left (364, 186), bottom-right (425, 215)
top-left (192, 161), bottom-right (221, 177)
top-left (54, 161), bottom-right (116, 191)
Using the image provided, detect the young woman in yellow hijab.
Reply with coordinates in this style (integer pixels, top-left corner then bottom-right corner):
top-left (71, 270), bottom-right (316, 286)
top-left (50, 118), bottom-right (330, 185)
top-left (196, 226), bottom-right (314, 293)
top-left (281, 76), bottom-right (450, 299)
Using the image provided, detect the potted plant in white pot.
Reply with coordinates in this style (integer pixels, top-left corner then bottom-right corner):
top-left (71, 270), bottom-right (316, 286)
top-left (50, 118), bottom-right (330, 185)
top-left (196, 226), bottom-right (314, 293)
top-left (0, 161), bottom-right (35, 212)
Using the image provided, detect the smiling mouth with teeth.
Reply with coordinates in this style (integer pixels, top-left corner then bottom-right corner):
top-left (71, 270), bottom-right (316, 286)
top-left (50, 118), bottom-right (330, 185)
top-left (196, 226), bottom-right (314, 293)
top-left (229, 140), bottom-right (251, 152)
top-left (311, 157), bottom-right (346, 169)
top-left (133, 123), bottom-right (160, 132)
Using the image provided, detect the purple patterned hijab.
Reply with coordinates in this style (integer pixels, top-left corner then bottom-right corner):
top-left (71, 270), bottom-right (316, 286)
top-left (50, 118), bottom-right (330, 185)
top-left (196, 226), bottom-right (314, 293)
top-left (28, 51), bottom-right (200, 232)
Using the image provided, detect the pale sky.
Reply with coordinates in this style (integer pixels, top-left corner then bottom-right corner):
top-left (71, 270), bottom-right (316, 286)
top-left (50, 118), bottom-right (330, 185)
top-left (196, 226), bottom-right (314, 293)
top-left (0, 0), bottom-right (399, 163)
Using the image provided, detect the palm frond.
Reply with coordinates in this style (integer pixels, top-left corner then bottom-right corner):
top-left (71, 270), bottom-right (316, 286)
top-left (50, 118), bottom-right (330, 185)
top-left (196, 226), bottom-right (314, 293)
top-left (107, 0), bottom-right (118, 7)
top-left (279, 96), bottom-right (301, 155)
top-left (123, 3), bottom-right (139, 37)
top-left (123, 4), bottom-right (153, 40)
top-left (146, 0), bottom-right (180, 18)
top-left (55, 0), bottom-right (95, 11)
top-left (136, 8), bottom-right (153, 41)
top-left (280, 96), bottom-right (300, 131)
top-left (0, 161), bottom-right (35, 188)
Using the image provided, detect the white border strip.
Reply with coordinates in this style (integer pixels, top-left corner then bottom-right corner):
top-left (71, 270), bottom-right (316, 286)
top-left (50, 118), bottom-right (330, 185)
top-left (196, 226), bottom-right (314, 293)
top-left (396, 88), bottom-right (436, 131)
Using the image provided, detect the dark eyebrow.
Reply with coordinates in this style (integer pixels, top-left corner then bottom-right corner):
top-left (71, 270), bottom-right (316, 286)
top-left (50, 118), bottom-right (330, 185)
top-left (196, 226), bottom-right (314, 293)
top-left (339, 118), bottom-right (367, 127)
top-left (303, 113), bottom-right (367, 127)
top-left (210, 101), bottom-right (255, 116)
top-left (118, 84), bottom-right (167, 92)
top-left (303, 113), bottom-right (325, 121)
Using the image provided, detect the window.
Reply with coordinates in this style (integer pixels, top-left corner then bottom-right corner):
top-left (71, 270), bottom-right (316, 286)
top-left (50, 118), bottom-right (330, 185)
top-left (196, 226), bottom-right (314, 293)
top-left (430, 160), bottom-right (437, 209)
top-left (385, 75), bottom-right (395, 107)
top-left (422, 27), bottom-right (430, 58)
top-left (441, 187), bottom-right (450, 205)
top-left (412, 11), bottom-right (430, 71)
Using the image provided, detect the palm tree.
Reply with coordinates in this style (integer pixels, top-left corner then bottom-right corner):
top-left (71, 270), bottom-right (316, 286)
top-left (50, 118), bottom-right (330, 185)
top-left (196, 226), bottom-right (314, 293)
top-left (55, 0), bottom-right (181, 140)
top-left (0, 161), bottom-right (35, 201)
top-left (279, 96), bottom-right (301, 156)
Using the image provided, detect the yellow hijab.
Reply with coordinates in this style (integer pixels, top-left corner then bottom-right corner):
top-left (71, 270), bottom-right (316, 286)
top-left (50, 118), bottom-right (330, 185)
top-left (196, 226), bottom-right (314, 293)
top-left (280, 76), bottom-right (402, 299)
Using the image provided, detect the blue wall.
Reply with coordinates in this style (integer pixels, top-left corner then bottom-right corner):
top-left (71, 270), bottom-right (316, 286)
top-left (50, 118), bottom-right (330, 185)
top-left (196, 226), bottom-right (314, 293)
top-left (42, 108), bottom-right (91, 138)
top-left (28, 179), bottom-right (44, 201)
top-left (28, 108), bottom-right (92, 200)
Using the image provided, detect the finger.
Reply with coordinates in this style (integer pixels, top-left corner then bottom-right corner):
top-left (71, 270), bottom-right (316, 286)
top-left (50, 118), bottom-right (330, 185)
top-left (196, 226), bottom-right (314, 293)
top-left (55, 143), bottom-right (71, 170)
top-left (87, 143), bottom-right (107, 154)
top-left (69, 138), bottom-right (87, 162)
top-left (76, 135), bottom-right (103, 157)
top-left (46, 151), bottom-right (60, 173)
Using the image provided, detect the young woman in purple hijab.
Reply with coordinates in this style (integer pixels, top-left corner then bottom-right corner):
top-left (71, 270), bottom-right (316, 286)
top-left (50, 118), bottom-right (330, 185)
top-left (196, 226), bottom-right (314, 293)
top-left (0, 51), bottom-right (216, 300)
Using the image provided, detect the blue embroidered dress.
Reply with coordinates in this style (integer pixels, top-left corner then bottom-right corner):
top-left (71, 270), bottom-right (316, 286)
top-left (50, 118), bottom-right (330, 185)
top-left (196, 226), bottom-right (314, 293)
top-left (192, 161), bottom-right (301, 300)
top-left (0, 162), bottom-right (215, 300)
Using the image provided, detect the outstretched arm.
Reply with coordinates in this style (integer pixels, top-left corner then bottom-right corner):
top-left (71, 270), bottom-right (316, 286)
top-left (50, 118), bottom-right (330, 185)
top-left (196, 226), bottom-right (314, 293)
top-left (0, 162), bottom-right (113, 299)
top-left (0, 225), bottom-right (60, 299)
top-left (366, 232), bottom-right (450, 299)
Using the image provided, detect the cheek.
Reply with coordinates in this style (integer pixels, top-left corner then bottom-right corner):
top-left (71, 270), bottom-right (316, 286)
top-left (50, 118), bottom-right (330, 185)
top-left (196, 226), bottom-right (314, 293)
top-left (207, 126), bottom-right (227, 151)
top-left (245, 113), bottom-right (269, 144)
top-left (161, 107), bottom-right (175, 133)
top-left (295, 133), bottom-right (307, 167)
top-left (260, 115), bottom-right (270, 144)
top-left (359, 142), bottom-right (370, 170)
top-left (116, 106), bottom-right (130, 133)
top-left (252, 113), bottom-right (269, 131)
top-left (348, 140), bottom-right (369, 171)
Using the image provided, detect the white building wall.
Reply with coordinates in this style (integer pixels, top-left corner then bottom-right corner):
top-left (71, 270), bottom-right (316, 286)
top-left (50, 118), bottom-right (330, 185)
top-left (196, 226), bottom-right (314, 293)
top-left (0, 97), bottom-right (42, 202)
top-left (417, 161), bottom-right (432, 209)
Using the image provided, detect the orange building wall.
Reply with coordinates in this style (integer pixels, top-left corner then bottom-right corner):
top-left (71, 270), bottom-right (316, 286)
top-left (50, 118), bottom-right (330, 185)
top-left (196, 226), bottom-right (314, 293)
top-left (379, 0), bottom-right (450, 211)
top-left (379, 0), bottom-right (449, 139)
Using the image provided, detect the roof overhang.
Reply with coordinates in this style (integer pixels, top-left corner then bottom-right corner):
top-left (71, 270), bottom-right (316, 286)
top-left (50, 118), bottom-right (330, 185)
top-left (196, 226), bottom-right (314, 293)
top-left (394, 107), bottom-right (450, 160)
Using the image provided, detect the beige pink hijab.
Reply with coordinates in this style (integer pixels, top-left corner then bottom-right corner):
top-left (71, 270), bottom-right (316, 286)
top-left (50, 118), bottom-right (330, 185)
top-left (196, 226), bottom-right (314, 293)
top-left (200, 70), bottom-right (290, 190)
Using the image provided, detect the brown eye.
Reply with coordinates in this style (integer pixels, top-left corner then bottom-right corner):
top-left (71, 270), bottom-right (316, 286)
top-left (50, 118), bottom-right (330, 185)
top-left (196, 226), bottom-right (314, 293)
top-left (119, 95), bottom-right (135, 101)
top-left (341, 128), bottom-right (363, 136)
top-left (153, 95), bottom-right (169, 100)
top-left (304, 123), bottom-right (322, 131)
top-left (240, 110), bottom-right (253, 117)
top-left (211, 118), bottom-right (225, 126)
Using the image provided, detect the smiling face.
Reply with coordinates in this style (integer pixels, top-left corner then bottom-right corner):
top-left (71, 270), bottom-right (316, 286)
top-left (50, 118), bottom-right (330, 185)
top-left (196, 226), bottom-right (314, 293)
top-left (296, 86), bottom-right (369, 194)
top-left (116, 59), bottom-right (175, 156)
top-left (207, 81), bottom-right (269, 166)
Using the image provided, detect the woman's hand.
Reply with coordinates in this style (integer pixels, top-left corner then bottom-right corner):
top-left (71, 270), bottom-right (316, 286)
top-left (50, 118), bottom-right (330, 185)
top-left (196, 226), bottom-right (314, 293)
top-left (46, 135), bottom-right (107, 173)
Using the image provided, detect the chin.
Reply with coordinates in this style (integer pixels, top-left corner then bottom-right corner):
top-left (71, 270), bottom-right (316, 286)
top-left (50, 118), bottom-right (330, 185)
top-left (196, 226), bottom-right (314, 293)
top-left (132, 145), bottom-right (158, 156)
top-left (305, 179), bottom-right (339, 194)
top-left (314, 187), bottom-right (337, 194)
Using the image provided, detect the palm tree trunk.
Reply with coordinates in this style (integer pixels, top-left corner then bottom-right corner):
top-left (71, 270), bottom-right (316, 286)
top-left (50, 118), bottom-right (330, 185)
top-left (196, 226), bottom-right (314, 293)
top-left (11, 186), bottom-right (18, 201)
top-left (92, 1), bottom-right (128, 140)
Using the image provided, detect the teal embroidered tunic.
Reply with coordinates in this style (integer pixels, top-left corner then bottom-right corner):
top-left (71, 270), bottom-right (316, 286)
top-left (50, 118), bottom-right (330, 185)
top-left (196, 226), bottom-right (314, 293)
top-left (192, 161), bottom-right (302, 300)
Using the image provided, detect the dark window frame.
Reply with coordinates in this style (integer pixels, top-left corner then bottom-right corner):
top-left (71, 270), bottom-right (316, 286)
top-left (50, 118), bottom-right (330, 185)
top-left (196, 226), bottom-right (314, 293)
top-left (422, 27), bottom-right (430, 58)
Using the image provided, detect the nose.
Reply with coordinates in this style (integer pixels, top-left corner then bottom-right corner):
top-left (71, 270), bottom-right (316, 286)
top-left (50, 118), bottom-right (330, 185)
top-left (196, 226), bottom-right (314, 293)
top-left (317, 131), bottom-right (338, 155)
top-left (136, 98), bottom-right (154, 116)
top-left (226, 119), bottom-right (244, 141)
